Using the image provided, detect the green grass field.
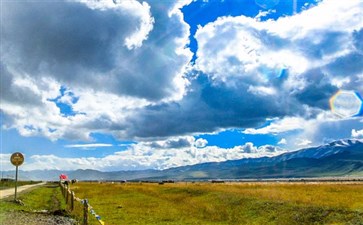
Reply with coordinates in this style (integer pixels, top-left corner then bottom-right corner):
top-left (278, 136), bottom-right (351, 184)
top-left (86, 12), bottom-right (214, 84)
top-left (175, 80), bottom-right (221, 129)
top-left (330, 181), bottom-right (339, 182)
top-left (69, 182), bottom-right (363, 225)
top-left (0, 183), bottom-right (68, 224)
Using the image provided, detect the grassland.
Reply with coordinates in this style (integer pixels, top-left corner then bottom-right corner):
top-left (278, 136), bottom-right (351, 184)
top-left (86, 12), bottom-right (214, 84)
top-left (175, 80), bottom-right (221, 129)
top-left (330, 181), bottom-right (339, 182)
top-left (0, 183), bottom-right (68, 224)
top-left (0, 180), bottom-right (42, 190)
top-left (69, 182), bottom-right (363, 225)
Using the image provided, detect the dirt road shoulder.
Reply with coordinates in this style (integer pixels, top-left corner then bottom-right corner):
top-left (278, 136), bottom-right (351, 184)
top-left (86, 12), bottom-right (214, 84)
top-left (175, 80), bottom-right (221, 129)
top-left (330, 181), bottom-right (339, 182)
top-left (0, 182), bottom-right (47, 199)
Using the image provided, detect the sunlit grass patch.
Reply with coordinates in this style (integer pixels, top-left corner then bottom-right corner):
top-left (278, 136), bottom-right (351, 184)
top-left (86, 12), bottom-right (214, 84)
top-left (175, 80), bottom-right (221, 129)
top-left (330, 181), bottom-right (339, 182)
top-left (0, 183), bottom-right (68, 224)
top-left (0, 183), bottom-right (66, 212)
top-left (69, 182), bottom-right (363, 225)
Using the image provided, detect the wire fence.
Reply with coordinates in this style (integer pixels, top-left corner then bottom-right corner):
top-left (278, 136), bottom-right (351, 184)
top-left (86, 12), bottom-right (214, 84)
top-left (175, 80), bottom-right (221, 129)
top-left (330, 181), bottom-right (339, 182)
top-left (59, 182), bottom-right (105, 225)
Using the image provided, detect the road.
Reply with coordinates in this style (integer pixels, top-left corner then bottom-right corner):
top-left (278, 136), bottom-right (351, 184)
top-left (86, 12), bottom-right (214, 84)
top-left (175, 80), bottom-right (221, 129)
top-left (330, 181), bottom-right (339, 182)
top-left (0, 182), bottom-right (47, 199)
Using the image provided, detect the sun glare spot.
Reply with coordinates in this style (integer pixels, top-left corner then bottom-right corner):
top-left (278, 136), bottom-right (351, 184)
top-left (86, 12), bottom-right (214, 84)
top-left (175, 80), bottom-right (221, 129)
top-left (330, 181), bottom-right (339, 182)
top-left (255, 0), bottom-right (279, 9)
top-left (329, 90), bottom-right (362, 118)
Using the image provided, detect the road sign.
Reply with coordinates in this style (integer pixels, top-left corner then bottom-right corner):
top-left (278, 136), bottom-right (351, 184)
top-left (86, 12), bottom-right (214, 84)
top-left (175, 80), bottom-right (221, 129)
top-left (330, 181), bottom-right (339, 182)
top-left (10, 152), bottom-right (24, 201)
top-left (10, 152), bottom-right (24, 166)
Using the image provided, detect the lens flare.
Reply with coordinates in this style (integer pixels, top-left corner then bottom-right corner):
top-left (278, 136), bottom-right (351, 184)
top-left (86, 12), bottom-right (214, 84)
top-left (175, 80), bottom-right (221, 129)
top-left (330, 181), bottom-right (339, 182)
top-left (329, 90), bottom-right (362, 118)
top-left (255, 0), bottom-right (280, 9)
top-left (293, 0), bottom-right (297, 14)
top-left (259, 66), bottom-right (288, 81)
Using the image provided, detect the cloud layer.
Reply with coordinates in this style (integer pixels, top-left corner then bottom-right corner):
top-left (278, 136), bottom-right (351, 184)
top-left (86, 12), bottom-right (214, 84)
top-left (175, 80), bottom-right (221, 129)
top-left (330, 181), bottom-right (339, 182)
top-left (1, 0), bottom-right (191, 140)
top-left (1, 0), bottom-right (362, 159)
top-left (2, 0), bottom-right (191, 100)
top-left (123, 0), bottom-right (363, 142)
top-left (0, 137), bottom-right (285, 171)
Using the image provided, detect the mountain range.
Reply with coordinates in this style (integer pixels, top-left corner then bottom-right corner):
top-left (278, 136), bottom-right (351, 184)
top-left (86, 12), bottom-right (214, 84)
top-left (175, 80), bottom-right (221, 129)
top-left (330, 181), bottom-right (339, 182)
top-left (2, 139), bottom-right (362, 181)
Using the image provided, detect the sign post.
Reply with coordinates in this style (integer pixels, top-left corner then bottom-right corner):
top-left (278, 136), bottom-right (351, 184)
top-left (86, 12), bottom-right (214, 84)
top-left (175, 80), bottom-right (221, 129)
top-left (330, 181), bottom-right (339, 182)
top-left (10, 152), bottom-right (24, 201)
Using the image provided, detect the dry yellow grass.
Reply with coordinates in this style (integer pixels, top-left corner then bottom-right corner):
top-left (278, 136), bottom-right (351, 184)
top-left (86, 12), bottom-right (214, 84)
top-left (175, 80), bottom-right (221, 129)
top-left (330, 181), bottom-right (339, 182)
top-left (69, 182), bottom-right (363, 225)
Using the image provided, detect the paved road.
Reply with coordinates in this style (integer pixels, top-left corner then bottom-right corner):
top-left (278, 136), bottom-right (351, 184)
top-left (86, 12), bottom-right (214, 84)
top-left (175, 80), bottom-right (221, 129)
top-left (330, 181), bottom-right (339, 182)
top-left (0, 182), bottom-right (47, 199)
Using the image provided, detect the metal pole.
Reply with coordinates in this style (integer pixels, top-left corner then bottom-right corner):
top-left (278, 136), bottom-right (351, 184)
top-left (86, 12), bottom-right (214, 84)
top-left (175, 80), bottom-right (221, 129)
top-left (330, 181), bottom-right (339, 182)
top-left (14, 165), bottom-right (18, 201)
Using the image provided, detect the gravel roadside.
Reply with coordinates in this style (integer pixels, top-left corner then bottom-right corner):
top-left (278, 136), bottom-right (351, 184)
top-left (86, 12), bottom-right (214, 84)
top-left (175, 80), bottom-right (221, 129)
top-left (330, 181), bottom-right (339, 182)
top-left (1, 211), bottom-right (77, 225)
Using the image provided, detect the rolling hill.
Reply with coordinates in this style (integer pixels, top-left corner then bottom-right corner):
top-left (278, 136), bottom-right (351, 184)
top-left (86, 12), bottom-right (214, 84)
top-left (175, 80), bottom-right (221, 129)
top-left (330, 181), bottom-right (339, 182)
top-left (152, 139), bottom-right (363, 180)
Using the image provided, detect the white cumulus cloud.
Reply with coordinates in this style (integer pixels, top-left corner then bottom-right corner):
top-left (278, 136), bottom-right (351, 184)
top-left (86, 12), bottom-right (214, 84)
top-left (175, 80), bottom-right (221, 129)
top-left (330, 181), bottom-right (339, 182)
top-left (194, 138), bottom-right (208, 148)
top-left (296, 139), bottom-right (312, 147)
top-left (352, 129), bottom-right (363, 138)
top-left (0, 138), bottom-right (286, 171)
top-left (278, 138), bottom-right (287, 145)
top-left (195, 0), bottom-right (362, 85)
top-left (244, 117), bottom-right (307, 135)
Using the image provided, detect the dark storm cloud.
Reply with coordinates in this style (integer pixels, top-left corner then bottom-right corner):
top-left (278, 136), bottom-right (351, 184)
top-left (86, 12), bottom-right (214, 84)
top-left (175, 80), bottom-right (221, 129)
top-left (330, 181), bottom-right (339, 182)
top-left (123, 75), bottom-right (304, 139)
top-left (147, 137), bottom-right (194, 149)
top-left (2, 1), bottom-right (133, 73)
top-left (325, 53), bottom-right (363, 77)
top-left (0, 63), bottom-right (43, 107)
top-left (1, 0), bottom-right (190, 101)
top-left (294, 69), bottom-right (338, 109)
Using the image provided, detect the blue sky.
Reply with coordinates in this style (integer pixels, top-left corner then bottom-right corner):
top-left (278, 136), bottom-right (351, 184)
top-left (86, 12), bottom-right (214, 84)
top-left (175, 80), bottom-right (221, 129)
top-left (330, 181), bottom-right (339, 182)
top-left (1, 0), bottom-right (363, 171)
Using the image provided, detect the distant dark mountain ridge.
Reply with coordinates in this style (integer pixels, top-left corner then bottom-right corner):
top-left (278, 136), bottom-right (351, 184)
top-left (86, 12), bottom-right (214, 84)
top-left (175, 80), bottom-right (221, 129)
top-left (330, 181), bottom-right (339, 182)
top-left (155, 139), bottom-right (363, 179)
top-left (2, 139), bottom-right (362, 181)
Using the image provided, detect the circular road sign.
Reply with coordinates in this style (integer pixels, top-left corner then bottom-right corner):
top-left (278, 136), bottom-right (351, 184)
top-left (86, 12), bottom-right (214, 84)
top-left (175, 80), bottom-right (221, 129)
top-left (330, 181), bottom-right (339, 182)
top-left (10, 152), bottom-right (24, 166)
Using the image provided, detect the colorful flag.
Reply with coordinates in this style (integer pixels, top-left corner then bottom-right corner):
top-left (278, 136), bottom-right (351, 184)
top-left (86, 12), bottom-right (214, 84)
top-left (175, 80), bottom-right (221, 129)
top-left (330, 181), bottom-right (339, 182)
top-left (59, 174), bottom-right (68, 180)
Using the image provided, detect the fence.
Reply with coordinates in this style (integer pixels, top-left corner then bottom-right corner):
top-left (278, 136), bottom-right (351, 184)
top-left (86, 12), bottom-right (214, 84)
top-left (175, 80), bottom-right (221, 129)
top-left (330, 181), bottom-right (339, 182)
top-left (59, 182), bottom-right (105, 225)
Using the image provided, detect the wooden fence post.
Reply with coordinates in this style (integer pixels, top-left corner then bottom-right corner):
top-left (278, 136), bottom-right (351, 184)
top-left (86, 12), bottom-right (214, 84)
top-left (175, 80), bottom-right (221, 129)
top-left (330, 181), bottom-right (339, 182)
top-left (66, 186), bottom-right (69, 204)
top-left (83, 199), bottom-right (89, 225)
top-left (71, 191), bottom-right (75, 211)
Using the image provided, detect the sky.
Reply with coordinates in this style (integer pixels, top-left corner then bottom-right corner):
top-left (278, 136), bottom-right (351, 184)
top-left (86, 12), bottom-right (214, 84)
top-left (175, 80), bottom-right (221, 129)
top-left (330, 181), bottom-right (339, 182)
top-left (1, 0), bottom-right (363, 172)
